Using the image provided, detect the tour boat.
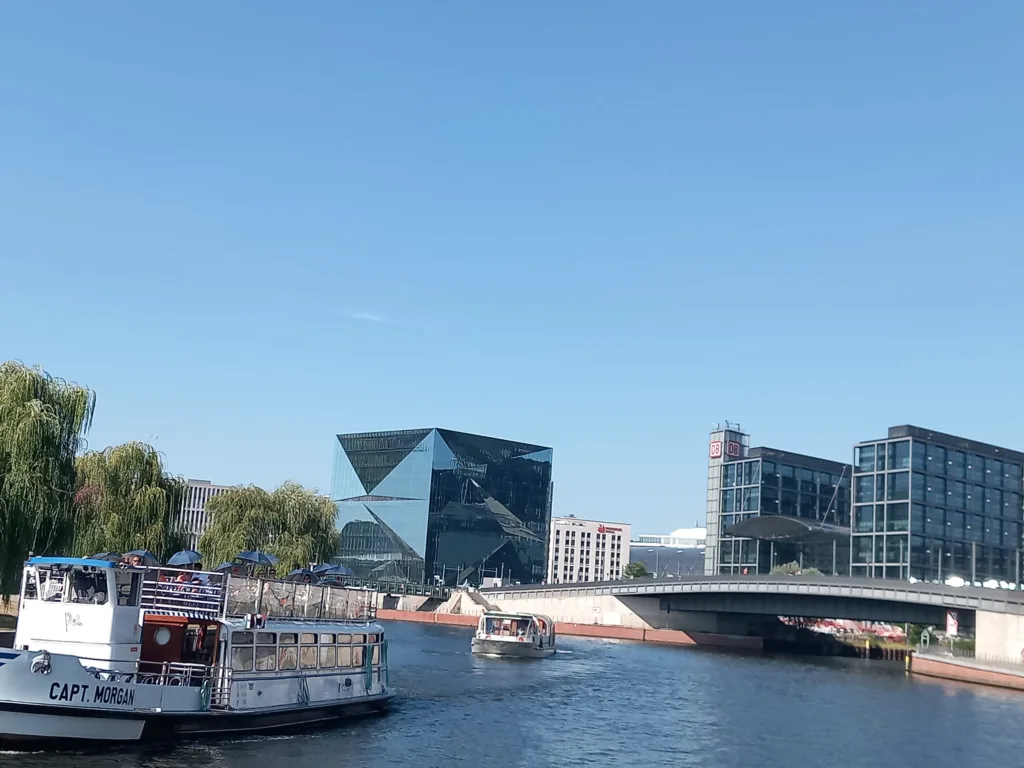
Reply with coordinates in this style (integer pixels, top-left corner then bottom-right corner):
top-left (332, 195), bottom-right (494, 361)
top-left (0, 556), bottom-right (392, 747)
top-left (470, 611), bottom-right (555, 658)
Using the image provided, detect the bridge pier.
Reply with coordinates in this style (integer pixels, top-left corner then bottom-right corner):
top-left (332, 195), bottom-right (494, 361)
top-left (975, 611), bottom-right (1024, 662)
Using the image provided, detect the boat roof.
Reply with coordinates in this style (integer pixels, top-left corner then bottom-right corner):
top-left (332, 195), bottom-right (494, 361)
top-left (222, 617), bottom-right (384, 633)
top-left (483, 611), bottom-right (554, 622)
top-left (27, 556), bottom-right (115, 569)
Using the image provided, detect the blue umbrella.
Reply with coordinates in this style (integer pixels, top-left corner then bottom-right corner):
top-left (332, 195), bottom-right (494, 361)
top-left (284, 568), bottom-right (318, 582)
top-left (213, 562), bottom-right (236, 573)
top-left (311, 563), bottom-right (335, 574)
top-left (236, 551), bottom-right (276, 567)
top-left (124, 549), bottom-right (160, 566)
top-left (317, 565), bottom-right (355, 577)
top-left (167, 550), bottom-right (203, 567)
top-left (89, 552), bottom-right (122, 563)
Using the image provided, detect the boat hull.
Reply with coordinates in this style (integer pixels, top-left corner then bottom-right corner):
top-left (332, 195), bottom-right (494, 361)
top-left (0, 692), bottom-right (392, 748)
top-left (470, 638), bottom-right (555, 658)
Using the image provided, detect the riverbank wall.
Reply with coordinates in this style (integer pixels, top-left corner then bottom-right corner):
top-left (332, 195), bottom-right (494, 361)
top-left (374, 608), bottom-right (762, 649)
top-left (909, 652), bottom-right (1024, 691)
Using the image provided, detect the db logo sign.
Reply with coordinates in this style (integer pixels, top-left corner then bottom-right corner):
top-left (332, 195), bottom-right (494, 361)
top-left (726, 441), bottom-right (741, 458)
top-left (709, 441), bottom-right (723, 458)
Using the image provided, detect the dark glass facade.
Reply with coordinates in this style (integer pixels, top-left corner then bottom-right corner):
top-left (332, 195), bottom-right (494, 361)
top-left (715, 448), bottom-right (850, 575)
top-left (850, 426), bottom-right (1024, 584)
top-left (331, 428), bottom-right (553, 586)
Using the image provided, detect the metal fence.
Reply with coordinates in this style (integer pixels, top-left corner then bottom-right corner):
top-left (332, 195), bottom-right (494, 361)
top-left (916, 643), bottom-right (1024, 675)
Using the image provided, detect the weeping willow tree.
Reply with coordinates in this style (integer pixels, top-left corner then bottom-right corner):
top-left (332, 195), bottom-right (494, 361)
top-left (73, 442), bottom-right (187, 562)
top-left (199, 483), bottom-right (337, 573)
top-left (0, 362), bottom-right (96, 598)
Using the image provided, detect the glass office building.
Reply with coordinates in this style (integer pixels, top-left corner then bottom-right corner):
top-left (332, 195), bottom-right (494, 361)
top-left (331, 428), bottom-right (553, 586)
top-left (851, 425), bottom-right (1024, 583)
top-left (706, 424), bottom-right (851, 575)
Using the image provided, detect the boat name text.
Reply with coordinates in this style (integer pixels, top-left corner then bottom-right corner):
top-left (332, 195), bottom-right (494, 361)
top-left (48, 682), bottom-right (136, 707)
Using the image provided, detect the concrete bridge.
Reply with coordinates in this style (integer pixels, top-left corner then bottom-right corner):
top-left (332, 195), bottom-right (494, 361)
top-left (481, 575), bottom-right (1024, 659)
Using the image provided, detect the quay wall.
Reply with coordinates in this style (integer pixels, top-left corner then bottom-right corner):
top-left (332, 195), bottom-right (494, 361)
top-left (910, 653), bottom-right (1024, 691)
top-left (375, 608), bottom-right (761, 649)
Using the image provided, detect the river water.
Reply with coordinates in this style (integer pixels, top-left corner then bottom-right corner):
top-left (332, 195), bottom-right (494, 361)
top-left (3, 621), bottom-right (1024, 767)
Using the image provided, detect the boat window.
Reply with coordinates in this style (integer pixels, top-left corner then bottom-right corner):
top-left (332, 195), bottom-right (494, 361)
top-left (279, 633), bottom-right (297, 645)
top-left (231, 647), bottom-right (254, 672)
top-left (337, 646), bottom-right (352, 667)
top-left (336, 633), bottom-right (351, 644)
top-left (21, 568), bottom-right (38, 600)
top-left (372, 644), bottom-right (381, 665)
top-left (352, 646), bottom-right (364, 666)
top-left (319, 646), bottom-right (336, 668)
top-left (114, 569), bottom-right (141, 606)
top-left (255, 646), bottom-right (276, 671)
top-left (319, 633), bottom-right (335, 644)
top-left (256, 632), bottom-right (276, 644)
top-left (69, 568), bottom-right (108, 605)
top-left (367, 634), bottom-right (378, 643)
top-left (278, 646), bottom-right (297, 670)
top-left (300, 632), bottom-right (317, 644)
top-left (39, 568), bottom-right (64, 602)
top-left (231, 631), bottom-right (254, 645)
top-left (299, 646), bottom-right (317, 669)
top-left (351, 634), bottom-right (365, 644)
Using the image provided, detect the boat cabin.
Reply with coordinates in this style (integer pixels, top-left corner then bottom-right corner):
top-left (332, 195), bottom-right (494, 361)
top-left (477, 612), bottom-right (555, 644)
top-left (16, 557), bottom-right (227, 675)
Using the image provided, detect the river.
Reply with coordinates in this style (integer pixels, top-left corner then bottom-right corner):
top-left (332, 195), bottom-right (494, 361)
top-left (3, 621), bottom-right (1024, 767)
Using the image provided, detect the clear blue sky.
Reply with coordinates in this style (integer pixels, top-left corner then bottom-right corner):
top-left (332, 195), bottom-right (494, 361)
top-left (2, 3), bottom-right (1022, 534)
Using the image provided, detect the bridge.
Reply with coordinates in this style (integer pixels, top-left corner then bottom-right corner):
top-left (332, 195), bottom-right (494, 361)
top-left (481, 575), bottom-right (1024, 658)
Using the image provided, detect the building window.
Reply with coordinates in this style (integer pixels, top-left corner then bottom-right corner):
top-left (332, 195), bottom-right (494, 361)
top-left (855, 476), bottom-right (874, 503)
top-left (874, 504), bottom-right (886, 533)
top-left (886, 503), bottom-right (909, 532)
top-left (887, 441), bottom-right (911, 470)
top-left (927, 477), bottom-right (946, 506)
top-left (744, 461), bottom-right (760, 485)
top-left (780, 465), bottom-right (797, 491)
top-left (887, 472), bottom-right (909, 501)
top-left (949, 451), bottom-right (966, 480)
top-left (742, 487), bottom-right (760, 511)
top-left (927, 445), bottom-right (946, 473)
top-left (875, 445), bottom-right (887, 472)
top-left (856, 445), bottom-right (875, 473)
top-left (987, 458), bottom-right (1004, 488)
top-left (762, 461), bottom-right (778, 487)
top-left (854, 505), bottom-right (873, 533)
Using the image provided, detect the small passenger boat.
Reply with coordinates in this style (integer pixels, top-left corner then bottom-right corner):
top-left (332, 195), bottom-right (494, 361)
top-left (0, 556), bottom-right (392, 747)
top-left (470, 611), bottom-right (555, 658)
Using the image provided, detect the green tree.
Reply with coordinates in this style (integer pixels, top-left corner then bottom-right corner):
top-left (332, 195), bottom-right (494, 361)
top-left (198, 482), bottom-right (337, 573)
top-left (72, 441), bottom-right (187, 561)
top-left (0, 362), bottom-right (96, 598)
top-left (771, 560), bottom-right (822, 576)
top-left (624, 561), bottom-right (651, 579)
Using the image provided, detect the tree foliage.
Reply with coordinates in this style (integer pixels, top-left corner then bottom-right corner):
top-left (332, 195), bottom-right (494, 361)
top-left (72, 441), bottom-right (186, 561)
top-left (0, 362), bottom-right (95, 597)
top-left (199, 482), bottom-right (337, 572)
top-left (771, 561), bottom-right (822, 576)
top-left (624, 561), bottom-right (651, 579)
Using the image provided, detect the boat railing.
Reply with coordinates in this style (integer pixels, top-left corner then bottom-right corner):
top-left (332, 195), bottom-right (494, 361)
top-left (224, 575), bottom-right (377, 623)
top-left (139, 567), bottom-right (228, 618)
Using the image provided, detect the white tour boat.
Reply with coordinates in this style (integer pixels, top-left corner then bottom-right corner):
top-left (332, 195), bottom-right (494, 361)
top-left (470, 611), bottom-right (555, 658)
top-left (0, 556), bottom-right (392, 747)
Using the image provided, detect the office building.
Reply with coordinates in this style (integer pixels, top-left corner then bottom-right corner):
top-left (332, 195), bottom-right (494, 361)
top-left (634, 527), bottom-right (707, 548)
top-left (332, 428), bottom-right (553, 586)
top-left (631, 527), bottom-right (705, 577)
top-left (851, 425), bottom-right (1024, 584)
top-left (705, 423), bottom-right (851, 576)
top-left (546, 516), bottom-right (630, 584)
top-left (176, 479), bottom-right (232, 549)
